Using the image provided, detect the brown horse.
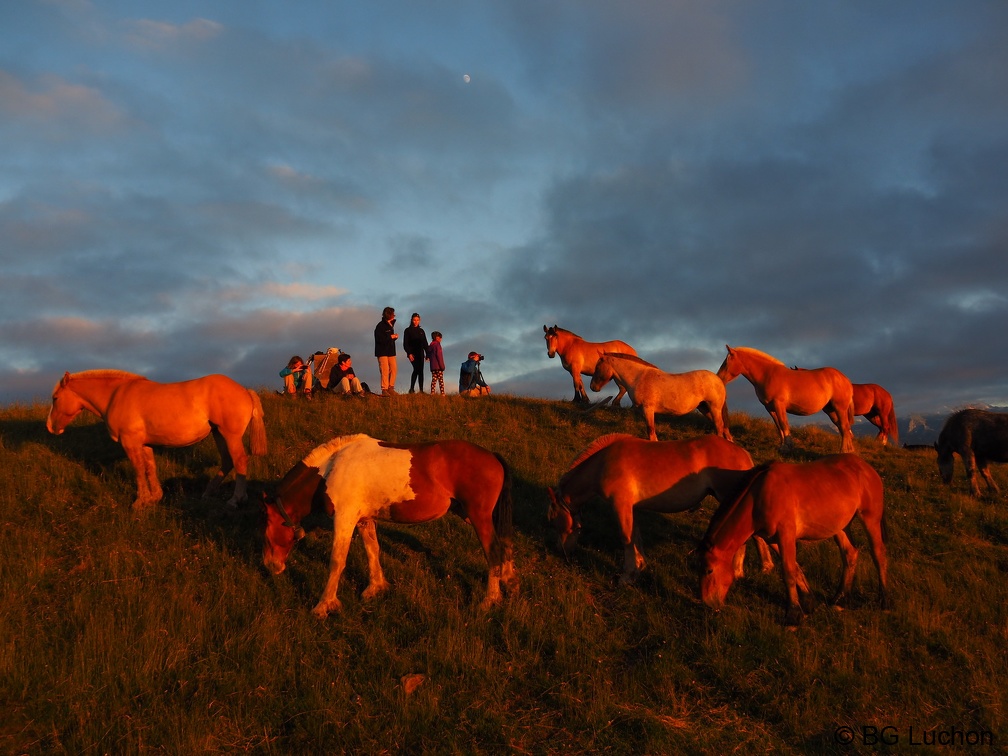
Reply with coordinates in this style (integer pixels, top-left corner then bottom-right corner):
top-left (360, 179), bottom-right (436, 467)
top-left (590, 353), bottom-right (732, 441)
top-left (852, 383), bottom-right (899, 446)
top-left (717, 346), bottom-right (855, 453)
top-left (700, 454), bottom-right (889, 626)
top-left (543, 325), bottom-right (637, 405)
top-left (936, 408), bottom-right (1008, 497)
top-left (47, 370), bottom-right (267, 509)
top-left (547, 433), bottom-right (774, 584)
top-left (262, 434), bottom-right (517, 617)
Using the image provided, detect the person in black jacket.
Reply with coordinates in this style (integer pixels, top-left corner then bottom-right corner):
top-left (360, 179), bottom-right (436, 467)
top-left (403, 312), bottom-right (430, 394)
top-left (374, 306), bottom-right (398, 395)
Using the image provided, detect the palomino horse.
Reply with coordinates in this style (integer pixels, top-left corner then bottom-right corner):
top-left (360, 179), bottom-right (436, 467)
top-left (589, 353), bottom-right (732, 441)
top-left (47, 370), bottom-right (267, 509)
top-left (936, 408), bottom-right (1008, 497)
top-left (547, 433), bottom-right (774, 584)
top-left (716, 346), bottom-right (855, 453)
top-left (700, 454), bottom-right (889, 626)
top-left (852, 383), bottom-right (899, 446)
top-left (262, 434), bottom-right (518, 617)
top-left (543, 325), bottom-right (637, 405)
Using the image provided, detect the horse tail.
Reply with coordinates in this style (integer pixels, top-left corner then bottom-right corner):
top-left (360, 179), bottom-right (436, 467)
top-left (492, 453), bottom-right (514, 541)
top-left (886, 400), bottom-right (899, 446)
top-left (248, 389), bottom-right (268, 456)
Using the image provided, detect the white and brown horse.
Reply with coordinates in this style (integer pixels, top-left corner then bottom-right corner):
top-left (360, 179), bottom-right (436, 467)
top-left (262, 434), bottom-right (518, 617)
top-left (47, 370), bottom-right (267, 509)
top-left (548, 433), bottom-right (774, 584)
top-left (700, 454), bottom-right (888, 626)
top-left (590, 353), bottom-right (732, 441)
top-left (717, 346), bottom-right (855, 453)
top-left (543, 325), bottom-right (637, 405)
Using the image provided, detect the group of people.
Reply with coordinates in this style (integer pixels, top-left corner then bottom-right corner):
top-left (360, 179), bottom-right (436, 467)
top-left (278, 306), bottom-right (490, 399)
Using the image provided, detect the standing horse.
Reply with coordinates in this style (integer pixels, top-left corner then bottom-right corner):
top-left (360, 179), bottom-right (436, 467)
top-left (547, 433), bottom-right (774, 584)
top-left (589, 353), bottom-right (732, 441)
top-left (700, 454), bottom-right (889, 626)
top-left (543, 325), bottom-right (637, 405)
top-left (47, 370), bottom-right (267, 509)
top-left (852, 383), bottom-right (899, 446)
top-left (717, 346), bottom-right (855, 454)
top-left (936, 408), bottom-right (1008, 497)
top-left (262, 434), bottom-right (518, 617)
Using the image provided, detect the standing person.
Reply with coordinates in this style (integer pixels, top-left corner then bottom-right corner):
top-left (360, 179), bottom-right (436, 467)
top-left (279, 355), bottom-right (313, 399)
top-left (403, 312), bottom-right (429, 394)
top-left (374, 306), bottom-right (398, 395)
top-left (427, 331), bottom-right (446, 395)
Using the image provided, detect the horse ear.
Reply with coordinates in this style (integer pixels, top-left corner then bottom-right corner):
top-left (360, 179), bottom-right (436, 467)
top-left (61, 371), bottom-right (71, 387)
top-left (543, 325), bottom-right (548, 333)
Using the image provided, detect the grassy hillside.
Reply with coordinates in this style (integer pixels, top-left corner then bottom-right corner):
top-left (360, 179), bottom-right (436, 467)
top-left (1, 392), bottom-right (1005, 753)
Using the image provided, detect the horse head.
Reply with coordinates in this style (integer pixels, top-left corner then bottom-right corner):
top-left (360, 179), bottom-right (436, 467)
top-left (261, 493), bottom-right (306, 575)
top-left (935, 439), bottom-right (954, 485)
top-left (543, 325), bottom-right (559, 358)
top-left (46, 371), bottom-right (85, 435)
top-left (588, 355), bottom-right (611, 392)
top-left (715, 346), bottom-right (741, 384)
top-left (699, 539), bottom-right (734, 611)
top-left (546, 486), bottom-right (580, 556)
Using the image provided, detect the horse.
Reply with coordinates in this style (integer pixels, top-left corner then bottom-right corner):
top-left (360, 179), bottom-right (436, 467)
top-left (547, 433), bottom-right (775, 584)
top-left (543, 325), bottom-right (637, 405)
top-left (261, 434), bottom-right (518, 618)
top-left (46, 370), bottom-right (267, 509)
top-left (589, 353), bottom-right (732, 442)
top-left (700, 454), bottom-right (889, 626)
top-left (716, 346), bottom-right (855, 454)
top-left (936, 408), bottom-right (1008, 497)
top-left (852, 383), bottom-right (899, 446)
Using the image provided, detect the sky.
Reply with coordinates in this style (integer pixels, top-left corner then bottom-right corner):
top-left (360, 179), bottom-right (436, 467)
top-left (3, 1), bottom-right (1008, 426)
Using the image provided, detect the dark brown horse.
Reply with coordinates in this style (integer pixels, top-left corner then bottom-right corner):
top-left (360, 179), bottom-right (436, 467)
top-left (936, 409), bottom-right (1008, 497)
top-left (547, 433), bottom-right (773, 584)
top-left (262, 434), bottom-right (517, 617)
top-left (700, 454), bottom-right (888, 626)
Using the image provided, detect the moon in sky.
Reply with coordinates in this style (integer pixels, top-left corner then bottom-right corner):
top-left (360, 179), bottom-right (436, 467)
top-left (463, 74), bottom-right (471, 83)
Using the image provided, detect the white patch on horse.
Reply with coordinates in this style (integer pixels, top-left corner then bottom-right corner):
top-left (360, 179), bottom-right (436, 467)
top-left (305, 435), bottom-right (416, 517)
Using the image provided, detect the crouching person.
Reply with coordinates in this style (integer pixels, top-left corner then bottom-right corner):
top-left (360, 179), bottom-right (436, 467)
top-left (459, 351), bottom-right (491, 396)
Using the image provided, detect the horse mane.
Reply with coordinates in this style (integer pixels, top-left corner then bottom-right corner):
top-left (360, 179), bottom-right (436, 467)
top-left (549, 325), bottom-right (580, 338)
top-left (702, 462), bottom-right (774, 550)
top-left (564, 433), bottom-right (636, 473)
top-left (69, 369), bottom-right (143, 382)
top-left (303, 433), bottom-right (372, 468)
top-left (602, 352), bottom-right (658, 368)
top-left (731, 347), bottom-right (785, 367)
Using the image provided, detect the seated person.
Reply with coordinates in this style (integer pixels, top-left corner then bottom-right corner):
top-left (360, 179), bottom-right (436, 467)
top-left (279, 355), bottom-right (313, 398)
top-left (459, 351), bottom-right (490, 395)
top-left (330, 353), bottom-right (369, 397)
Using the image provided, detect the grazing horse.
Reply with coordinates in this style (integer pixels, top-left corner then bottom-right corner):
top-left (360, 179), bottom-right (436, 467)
top-left (852, 383), bottom-right (899, 446)
top-left (589, 353), bottom-right (732, 441)
top-left (717, 346), bottom-right (855, 453)
top-left (936, 408), bottom-right (1008, 497)
top-left (543, 325), bottom-right (637, 405)
top-left (262, 434), bottom-right (518, 617)
top-left (700, 454), bottom-right (889, 626)
top-left (547, 433), bottom-right (774, 584)
top-left (46, 370), bottom-right (267, 509)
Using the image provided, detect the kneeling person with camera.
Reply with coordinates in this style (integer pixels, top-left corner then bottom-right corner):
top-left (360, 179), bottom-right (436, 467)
top-left (459, 351), bottom-right (491, 396)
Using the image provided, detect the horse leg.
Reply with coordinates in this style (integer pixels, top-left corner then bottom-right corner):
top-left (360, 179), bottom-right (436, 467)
top-left (124, 443), bottom-right (161, 509)
top-left (222, 431), bottom-right (252, 508)
top-left (312, 522), bottom-right (356, 618)
top-left (778, 533), bottom-right (805, 626)
top-left (357, 519), bottom-right (390, 600)
top-left (465, 505), bottom-right (506, 609)
top-left (572, 372), bottom-right (589, 403)
top-left (642, 407), bottom-right (658, 441)
top-left (612, 384), bottom-right (628, 408)
top-left (977, 459), bottom-right (1000, 495)
top-left (612, 501), bottom-right (644, 584)
top-left (830, 529), bottom-right (860, 609)
top-left (766, 403), bottom-right (791, 451)
top-left (963, 449), bottom-right (983, 497)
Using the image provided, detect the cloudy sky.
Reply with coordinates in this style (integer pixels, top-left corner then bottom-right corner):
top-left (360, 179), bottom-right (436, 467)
top-left (3, 1), bottom-right (1007, 422)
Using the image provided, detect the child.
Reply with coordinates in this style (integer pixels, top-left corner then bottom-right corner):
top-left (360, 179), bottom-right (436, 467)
top-left (427, 331), bottom-right (446, 395)
top-left (330, 353), bottom-right (367, 397)
top-left (279, 355), bottom-right (313, 399)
